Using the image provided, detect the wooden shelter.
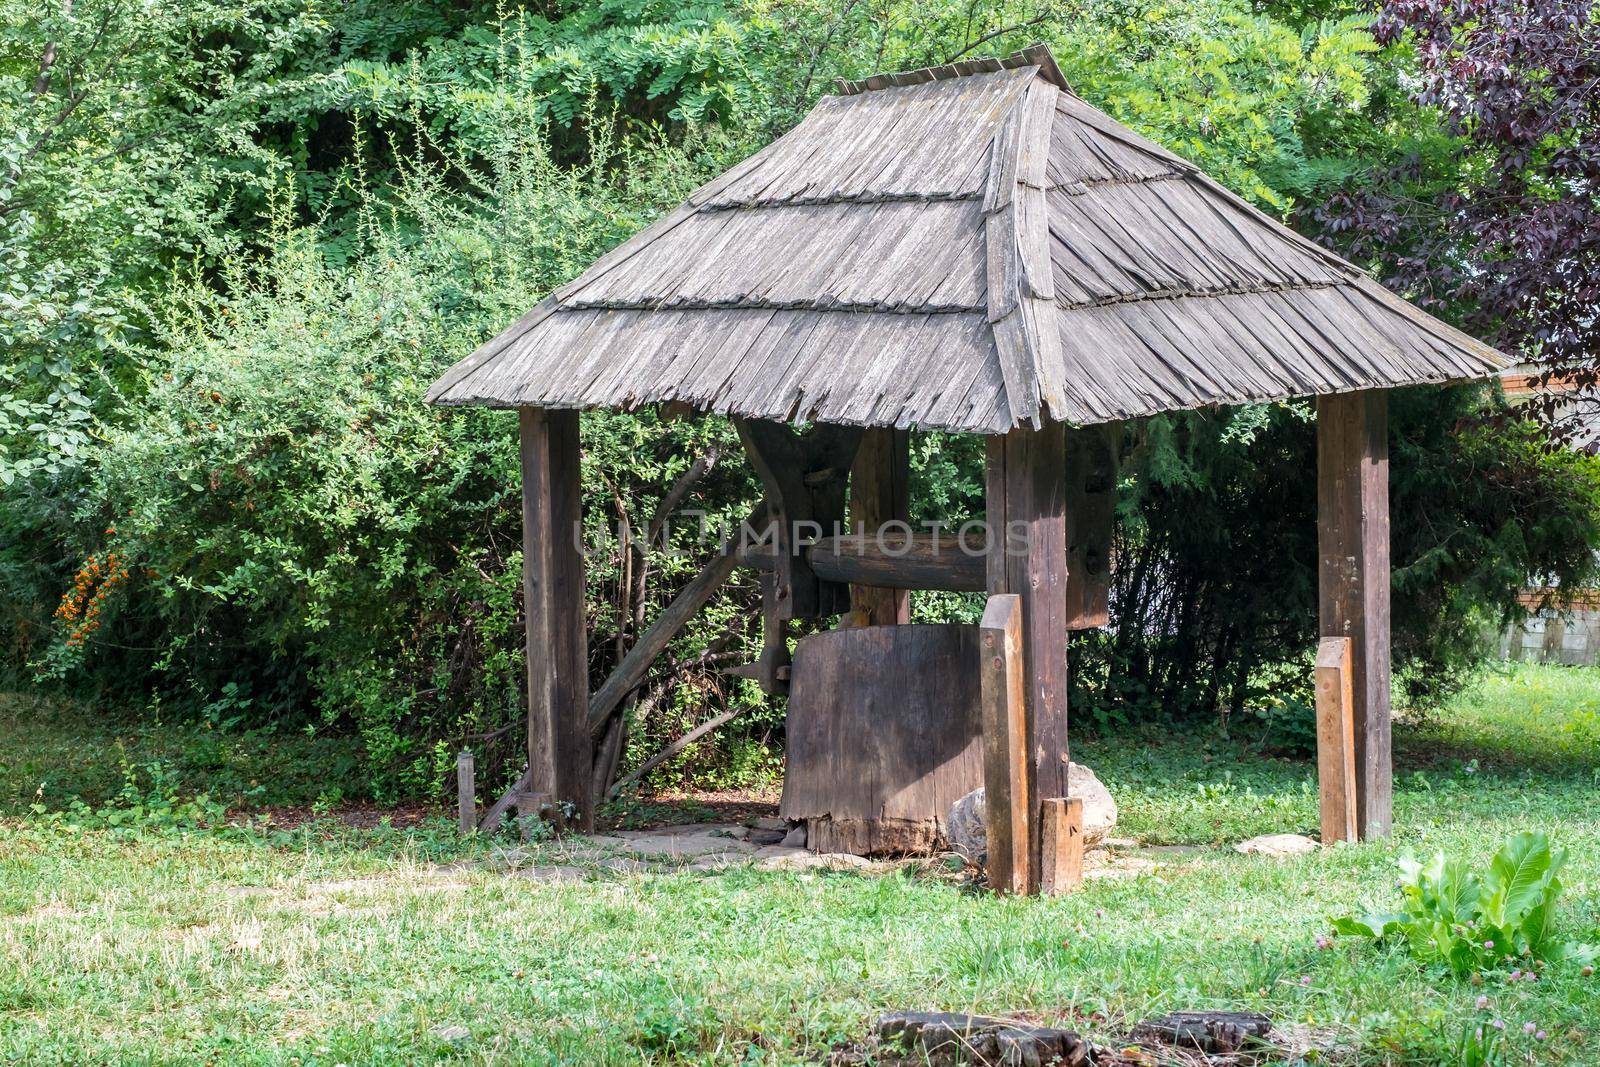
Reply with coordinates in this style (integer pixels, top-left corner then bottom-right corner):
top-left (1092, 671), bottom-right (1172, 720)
top-left (428, 45), bottom-right (1505, 892)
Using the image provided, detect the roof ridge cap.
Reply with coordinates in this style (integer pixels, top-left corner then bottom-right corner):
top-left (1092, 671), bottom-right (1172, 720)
top-left (834, 43), bottom-right (1069, 96)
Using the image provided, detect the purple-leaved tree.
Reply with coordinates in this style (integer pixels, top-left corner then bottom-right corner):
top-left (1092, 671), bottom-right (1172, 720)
top-left (1319, 0), bottom-right (1600, 438)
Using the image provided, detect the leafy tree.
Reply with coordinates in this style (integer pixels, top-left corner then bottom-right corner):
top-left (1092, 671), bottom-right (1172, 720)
top-left (1317, 0), bottom-right (1600, 434)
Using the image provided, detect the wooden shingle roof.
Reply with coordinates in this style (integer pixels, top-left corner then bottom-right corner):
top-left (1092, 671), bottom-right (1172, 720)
top-left (426, 45), bottom-right (1506, 433)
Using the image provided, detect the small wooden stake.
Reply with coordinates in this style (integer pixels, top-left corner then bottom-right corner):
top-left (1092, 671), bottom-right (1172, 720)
top-left (1314, 637), bottom-right (1358, 844)
top-left (456, 750), bottom-right (476, 834)
top-left (1039, 797), bottom-right (1083, 895)
top-left (979, 594), bottom-right (1030, 895)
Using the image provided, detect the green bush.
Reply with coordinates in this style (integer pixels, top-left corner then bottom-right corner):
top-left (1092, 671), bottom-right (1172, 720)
top-left (1335, 833), bottom-right (1600, 976)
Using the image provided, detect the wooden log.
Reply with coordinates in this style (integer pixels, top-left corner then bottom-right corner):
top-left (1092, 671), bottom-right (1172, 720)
top-left (456, 750), bottom-right (476, 834)
top-left (520, 408), bottom-right (592, 832)
top-left (1064, 425), bottom-right (1118, 629)
top-left (848, 427), bottom-right (912, 625)
top-left (608, 703), bottom-right (752, 798)
top-left (986, 420), bottom-right (1070, 892)
top-left (979, 594), bottom-right (1030, 895)
top-left (807, 533), bottom-right (988, 592)
top-left (585, 502), bottom-right (768, 736)
top-left (735, 418), bottom-right (862, 619)
top-left (1316, 391), bottom-right (1392, 838)
top-left (1039, 796), bottom-right (1083, 895)
top-left (1314, 636), bottom-right (1358, 844)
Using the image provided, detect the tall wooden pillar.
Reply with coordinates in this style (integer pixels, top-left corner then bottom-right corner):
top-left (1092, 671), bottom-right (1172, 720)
top-left (520, 407), bottom-right (592, 831)
top-left (985, 420), bottom-right (1070, 891)
top-left (848, 427), bottom-right (912, 626)
top-left (1316, 391), bottom-right (1391, 838)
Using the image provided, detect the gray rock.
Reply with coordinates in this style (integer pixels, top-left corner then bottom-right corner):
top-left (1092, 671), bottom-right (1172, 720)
top-left (946, 764), bottom-right (1118, 865)
top-left (745, 827), bottom-right (787, 846)
top-left (745, 816), bottom-right (788, 832)
top-left (780, 823), bottom-right (807, 849)
top-left (1234, 833), bottom-right (1318, 857)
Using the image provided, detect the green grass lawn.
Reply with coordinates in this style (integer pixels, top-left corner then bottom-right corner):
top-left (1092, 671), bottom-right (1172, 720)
top-left (3, 665), bottom-right (1599, 1064)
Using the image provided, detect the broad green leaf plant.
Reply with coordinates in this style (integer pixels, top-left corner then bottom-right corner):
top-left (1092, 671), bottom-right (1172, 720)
top-left (1334, 833), bottom-right (1600, 977)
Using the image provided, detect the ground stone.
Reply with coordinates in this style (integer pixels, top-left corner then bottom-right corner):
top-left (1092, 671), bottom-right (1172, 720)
top-left (754, 847), bottom-right (873, 872)
top-left (606, 823), bottom-right (759, 859)
top-left (780, 823), bottom-right (807, 848)
top-left (511, 865), bottom-right (589, 883)
top-left (745, 816), bottom-right (788, 832)
top-left (1234, 833), bottom-right (1318, 857)
top-left (946, 764), bottom-right (1119, 865)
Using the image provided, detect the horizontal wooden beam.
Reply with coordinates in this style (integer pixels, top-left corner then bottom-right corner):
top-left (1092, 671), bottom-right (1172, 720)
top-left (807, 533), bottom-right (988, 592)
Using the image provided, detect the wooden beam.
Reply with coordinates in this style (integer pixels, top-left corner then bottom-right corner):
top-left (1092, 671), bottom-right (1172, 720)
top-left (735, 418), bottom-right (862, 619)
top-left (520, 407), bottom-right (591, 832)
top-left (1314, 636), bottom-right (1358, 844)
top-left (1316, 390), bottom-right (1391, 838)
top-left (1039, 796), bottom-right (1083, 895)
top-left (979, 594), bottom-right (1030, 895)
top-left (807, 533), bottom-right (987, 592)
top-left (986, 420), bottom-right (1070, 893)
top-left (847, 427), bottom-right (912, 625)
top-left (1064, 425), bottom-right (1118, 629)
top-left (585, 502), bottom-right (768, 736)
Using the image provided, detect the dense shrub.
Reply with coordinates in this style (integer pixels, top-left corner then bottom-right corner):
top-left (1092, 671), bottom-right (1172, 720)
top-left (5, 0), bottom-right (1600, 801)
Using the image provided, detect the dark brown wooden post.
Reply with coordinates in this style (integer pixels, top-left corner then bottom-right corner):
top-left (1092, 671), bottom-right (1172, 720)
top-left (1064, 426), bottom-right (1117, 629)
top-left (848, 427), bottom-right (912, 626)
top-left (520, 407), bottom-right (592, 832)
top-left (985, 420), bottom-right (1070, 893)
top-left (1316, 391), bottom-right (1391, 839)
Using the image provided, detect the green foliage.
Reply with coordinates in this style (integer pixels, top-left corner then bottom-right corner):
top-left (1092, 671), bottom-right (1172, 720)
top-left (1334, 833), bottom-right (1600, 977)
top-left (3, 0), bottom-right (1599, 800)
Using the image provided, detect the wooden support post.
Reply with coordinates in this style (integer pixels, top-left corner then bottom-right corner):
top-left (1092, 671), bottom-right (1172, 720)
top-left (1314, 637), bottom-right (1358, 844)
top-left (847, 427), bottom-right (912, 626)
top-left (456, 750), bottom-right (476, 834)
top-left (979, 594), bottom-right (1030, 894)
top-left (1316, 390), bottom-right (1391, 838)
top-left (735, 418), bottom-right (863, 619)
top-left (1039, 796), bottom-right (1083, 895)
top-left (986, 420), bottom-right (1070, 893)
top-left (1064, 426), bottom-right (1118, 629)
top-left (520, 407), bottom-right (592, 832)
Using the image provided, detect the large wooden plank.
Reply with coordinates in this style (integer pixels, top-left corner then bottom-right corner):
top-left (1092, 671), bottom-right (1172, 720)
top-left (846, 427), bottom-right (913, 625)
top-left (781, 624), bottom-right (984, 856)
top-left (1316, 390), bottom-right (1391, 838)
top-left (1314, 636), bottom-right (1358, 844)
top-left (520, 408), bottom-right (592, 831)
top-left (979, 594), bottom-right (1030, 894)
top-left (986, 419), bottom-right (1070, 892)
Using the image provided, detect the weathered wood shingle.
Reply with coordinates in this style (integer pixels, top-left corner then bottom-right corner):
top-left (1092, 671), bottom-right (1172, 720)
top-left (426, 44), bottom-right (1505, 432)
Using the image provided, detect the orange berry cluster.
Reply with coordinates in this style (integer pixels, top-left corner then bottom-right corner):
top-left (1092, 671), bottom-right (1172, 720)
top-left (55, 549), bottom-right (131, 647)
